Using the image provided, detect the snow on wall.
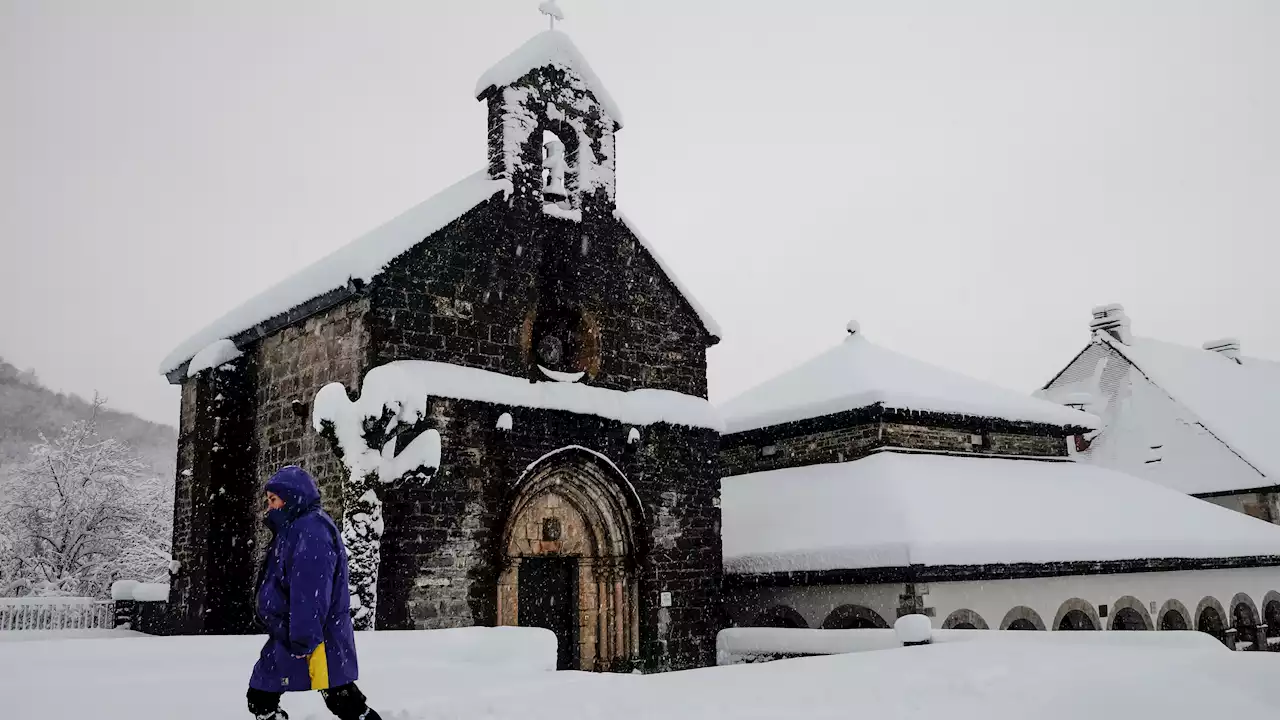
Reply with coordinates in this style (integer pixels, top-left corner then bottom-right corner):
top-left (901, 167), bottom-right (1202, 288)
top-left (160, 171), bottom-right (512, 375)
top-left (317, 360), bottom-right (721, 435)
top-left (720, 452), bottom-right (1280, 575)
top-left (475, 30), bottom-right (625, 127)
top-left (1044, 337), bottom-right (1266, 495)
top-left (186, 339), bottom-right (242, 377)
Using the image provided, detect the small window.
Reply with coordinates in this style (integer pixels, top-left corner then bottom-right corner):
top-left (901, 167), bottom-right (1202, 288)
top-left (542, 518), bottom-right (561, 542)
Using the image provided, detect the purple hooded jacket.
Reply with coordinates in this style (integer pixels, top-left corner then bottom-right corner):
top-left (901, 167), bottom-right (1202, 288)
top-left (249, 466), bottom-right (358, 693)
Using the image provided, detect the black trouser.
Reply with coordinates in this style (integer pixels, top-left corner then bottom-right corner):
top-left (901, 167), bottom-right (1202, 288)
top-left (247, 683), bottom-right (381, 720)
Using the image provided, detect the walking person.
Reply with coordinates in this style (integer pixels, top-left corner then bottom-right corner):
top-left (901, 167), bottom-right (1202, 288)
top-left (247, 465), bottom-right (382, 720)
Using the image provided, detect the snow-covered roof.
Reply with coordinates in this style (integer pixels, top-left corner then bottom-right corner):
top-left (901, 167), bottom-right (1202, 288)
top-left (721, 452), bottom-right (1280, 574)
top-left (613, 209), bottom-right (720, 339)
top-left (1098, 333), bottom-right (1280, 480)
top-left (719, 328), bottom-right (1098, 434)
top-left (475, 30), bottom-right (624, 128)
top-left (160, 171), bottom-right (511, 376)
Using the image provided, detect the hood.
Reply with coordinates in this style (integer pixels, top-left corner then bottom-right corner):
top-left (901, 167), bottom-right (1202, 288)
top-left (264, 465), bottom-right (322, 518)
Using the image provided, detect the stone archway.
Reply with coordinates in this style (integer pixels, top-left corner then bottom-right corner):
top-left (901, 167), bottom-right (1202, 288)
top-left (1000, 606), bottom-right (1046, 631)
top-left (1053, 598), bottom-right (1100, 631)
top-left (1108, 596), bottom-right (1153, 631)
top-left (498, 448), bottom-right (642, 672)
top-left (942, 608), bottom-right (989, 630)
top-left (1157, 599), bottom-right (1192, 631)
top-left (1263, 591), bottom-right (1280, 649)
top-left (1230, 593), bottom-right (1260, 651)
top-left (751, 605), bottom-right (808, 629)
top-left (1195, 596), bottom-right (1227, 647)
top-left (821, 604), bottom-right (890, 629)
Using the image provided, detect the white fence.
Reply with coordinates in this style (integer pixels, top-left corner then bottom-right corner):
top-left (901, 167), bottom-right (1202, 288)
top-left (0, 597), bottom-right (115, 631)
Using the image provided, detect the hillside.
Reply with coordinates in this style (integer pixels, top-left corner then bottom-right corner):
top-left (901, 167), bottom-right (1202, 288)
top-left (0, 358), bottom-right (176, 482)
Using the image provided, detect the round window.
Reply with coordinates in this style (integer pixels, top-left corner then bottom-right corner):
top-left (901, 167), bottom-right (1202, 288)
top-left (536, 335), bottom-right (564, 366)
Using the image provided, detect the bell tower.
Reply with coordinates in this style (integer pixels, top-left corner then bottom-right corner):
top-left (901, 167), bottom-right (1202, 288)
top-left (475, 29), bottom-right (622, 220)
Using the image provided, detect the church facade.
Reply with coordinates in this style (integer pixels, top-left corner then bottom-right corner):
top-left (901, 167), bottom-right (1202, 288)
top-left (160, 31), bottom-right (722, 672)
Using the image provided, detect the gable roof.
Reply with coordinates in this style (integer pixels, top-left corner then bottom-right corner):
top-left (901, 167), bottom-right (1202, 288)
top-left (159, 170), bottom-right (511, 378)
top-left (1095, 333), bottom-right (1280, 480)
top-left (613, 209), bottom-right (720, 340)
top-left (721, 452), bottom-right (1280, 575)
top-left (475, 30), bottom-right (624, 128)
top-left (719, 329), bottom-right (1098, 435)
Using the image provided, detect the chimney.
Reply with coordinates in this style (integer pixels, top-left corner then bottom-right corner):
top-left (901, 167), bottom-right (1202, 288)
top-left (1089, 303), bottom-right (1130, 344)
top-left (1202, 338), bottom-right (1242, 364)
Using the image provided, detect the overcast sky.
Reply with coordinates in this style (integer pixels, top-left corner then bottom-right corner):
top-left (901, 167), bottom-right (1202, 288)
top-left (2, 0), bottom-right (1277, 427)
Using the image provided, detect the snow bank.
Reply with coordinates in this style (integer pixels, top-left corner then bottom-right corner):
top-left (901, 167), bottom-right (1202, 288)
top-left (717, 627), bottom-right (900, 663)
top-left (475, 30), bottom-right (625, 127)
top-left (721, 452), bottom-right (1280, 573)
top-left (0, 627), bottom-right (556, 719)
top-left (894, 614), bottom-right (932, 644)
top-left (109, 581), bottom-right (138, 601)
top-left (0, 629), bottom-right (146, 643)
top-left (160, 170), bottom-right (511, 375)
top-left (614, 208), bottom-right (721, 339)
top-left (720, 330), bottom-right (1097, 434)
top-left (186, 339), bottom-right (241, 376)
top-left (717, 625), bottom-right (1227, 664)
top-left (2, 626), bottom-right (1274, 720)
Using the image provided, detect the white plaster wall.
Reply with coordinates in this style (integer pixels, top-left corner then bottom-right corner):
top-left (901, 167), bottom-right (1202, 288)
top-left (926, 566), bottom-right (1280, 631)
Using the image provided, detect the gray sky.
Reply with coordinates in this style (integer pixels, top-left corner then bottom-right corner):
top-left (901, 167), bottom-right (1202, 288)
top-left (2, 0), bottom-right (1277, 427)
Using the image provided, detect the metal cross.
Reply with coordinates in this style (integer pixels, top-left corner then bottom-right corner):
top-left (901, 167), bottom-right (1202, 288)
top-left (538, 0), bottom-right (564, 30)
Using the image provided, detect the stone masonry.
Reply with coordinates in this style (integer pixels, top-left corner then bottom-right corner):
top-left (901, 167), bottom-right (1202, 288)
top-left (721, 411), bottom-right (1069, 478)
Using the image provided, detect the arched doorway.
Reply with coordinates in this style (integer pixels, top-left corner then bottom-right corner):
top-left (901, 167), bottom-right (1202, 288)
top-left (1111, 608), bottom-right (1146, 630)
top-left (820, 604), bottom-right (889, 629)
top-left (1058, 609), bottom-right (1096, 630)
top-left (1231, 596), bottom-right (1260, 651)
top-left (942, 609), bottom-right (989, 630)
top-left (1263, 595), bottom-right (1280, 650)
top-left (1000, 606), bottom-right (1045, 631)
top-left (1052, 598), bottom-right (1100, 631)
top-left (1157, 599), bottom-right (1191, 632)
top-left (498, 449), bottom-right (642, 671)
top-left (1197, 604), bottom-right (1226, 646)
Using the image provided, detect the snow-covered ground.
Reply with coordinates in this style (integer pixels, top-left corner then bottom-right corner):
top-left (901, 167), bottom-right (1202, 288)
top-left (3, 628), bottom-right (1278, 719)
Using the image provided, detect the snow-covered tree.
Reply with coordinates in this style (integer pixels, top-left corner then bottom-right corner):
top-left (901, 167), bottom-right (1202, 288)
top-left (0, 397), bottom-right (171, 597)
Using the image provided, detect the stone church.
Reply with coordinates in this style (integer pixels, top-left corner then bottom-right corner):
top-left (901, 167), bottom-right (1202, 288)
top-left (159, 29), bottom-right (722, 673)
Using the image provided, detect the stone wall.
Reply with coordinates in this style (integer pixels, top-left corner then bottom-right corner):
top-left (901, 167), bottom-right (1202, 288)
top-left (373, 397), bottom-right (721, 672)
top-left (168, 355), bottom-right (258, 634)
top-left (368, 201), bottom-right (711, 399)
top-left (254, 297), bottom-right (371, 520)
top-left (721, 415), bottom-right (1066, 477)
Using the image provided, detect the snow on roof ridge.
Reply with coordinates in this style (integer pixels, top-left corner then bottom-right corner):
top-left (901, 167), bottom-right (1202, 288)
top-left (613, 208), bottom-right (721, 339)
top-left (159, 170), bottom-right (511, 375)
top-left (720, 332), bottom-right (1097, 434)
top-left (721, 452), bottom-right (1280, 574)
top-left (475, 29), bottom-right (624, 128)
